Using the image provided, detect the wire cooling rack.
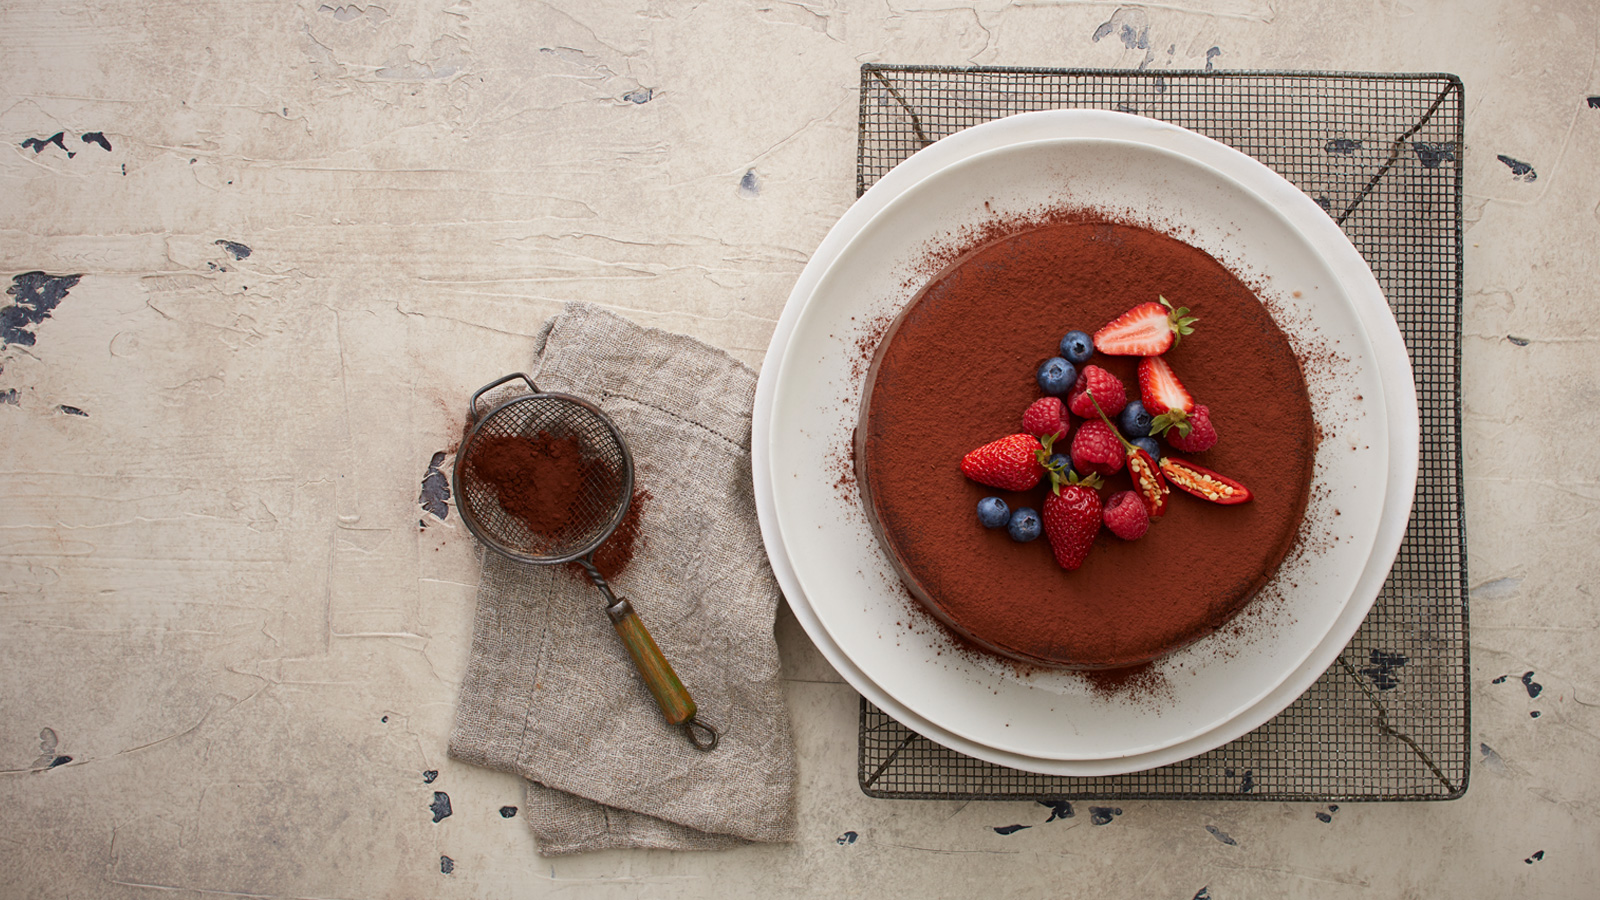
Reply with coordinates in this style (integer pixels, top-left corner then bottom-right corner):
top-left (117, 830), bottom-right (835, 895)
top-left (856, 66), bottom-right (1467, 802)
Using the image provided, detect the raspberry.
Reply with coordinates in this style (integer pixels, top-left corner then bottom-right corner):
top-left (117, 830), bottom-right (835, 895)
top-left (1070, 419), bottom-right (1124, 476)
top-left (1021, 396), bottom-right (1070, 441)
top-left (1067, 365), bottom-right (1128, 419)
top-left (1165, 404), bottom-right (1219, 453)
top-left (1102, 490), bottom-right (1150, 540)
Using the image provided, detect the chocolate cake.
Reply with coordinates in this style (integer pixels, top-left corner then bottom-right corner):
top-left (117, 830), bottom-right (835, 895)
top-left (856, 219), bottom-right (1316, 670)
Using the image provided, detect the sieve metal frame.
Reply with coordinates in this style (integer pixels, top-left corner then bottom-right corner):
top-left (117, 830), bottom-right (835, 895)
top-left (454, 373), bottom-right (635, 566)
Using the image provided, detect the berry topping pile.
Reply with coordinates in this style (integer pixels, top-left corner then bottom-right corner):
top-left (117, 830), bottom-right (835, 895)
top-left (960, 296), bottom-right (1255, 568)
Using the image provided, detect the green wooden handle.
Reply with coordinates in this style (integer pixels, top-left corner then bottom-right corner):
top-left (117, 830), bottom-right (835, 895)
top-left (608, 599), bottom-right (697, 727)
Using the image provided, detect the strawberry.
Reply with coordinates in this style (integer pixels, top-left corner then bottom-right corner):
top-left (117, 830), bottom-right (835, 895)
top-left (1093, 296), bottom-right (1198, 356)
top-left (1021, 396), bottom-right (1070, 442)
top-left (1165, 404), bottom-right (1218, 453)
top-left (1160, 456), bottom-right (1253, 504)
top-left (1102, 490), bottom-right (1149, 540)
top-left (1042, 472), bottom-right (1104, 571)
top-left (961, 433), bottom-right (1048, 491)
top-left (1137, 355), bottom-right (1194, 415)
top-left (1070, 418), bottom-right (1124, 476)
top-left (1067, 365), bottom-right (1127, 419)
top-left (1082, 390), bottom-right (1169, 519)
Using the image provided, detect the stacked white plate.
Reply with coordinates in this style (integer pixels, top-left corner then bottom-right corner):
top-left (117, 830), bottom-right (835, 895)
top-left (752, 111), bottom-right (1419, 776)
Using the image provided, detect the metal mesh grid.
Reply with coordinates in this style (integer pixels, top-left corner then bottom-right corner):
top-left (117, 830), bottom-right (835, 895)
top-left (856, 66), bottom-right (1467, 802)
top-left (458, 396), bottom-right (630, 561)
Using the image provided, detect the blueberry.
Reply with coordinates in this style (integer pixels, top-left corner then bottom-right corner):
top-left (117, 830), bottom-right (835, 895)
top-left (1118, 400), bottom-right (1154, 437)
top-left (1131, 436), bottom-right (1161, 462)
top-left (1007, 508), bottom-right (1042, 542)
top-left (1036, 357), bottom-right (1076, 396)
top-left (1059, 330), bottom-right (1094, 365)
top-left (976, 497), bottom-right (1010, 529)
top-left (1046, 453), bottom-right (1074, 479)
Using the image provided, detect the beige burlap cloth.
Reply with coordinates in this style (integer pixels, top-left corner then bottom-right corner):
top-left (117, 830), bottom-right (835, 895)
top-left (449, 302), bottom-right (797, 855)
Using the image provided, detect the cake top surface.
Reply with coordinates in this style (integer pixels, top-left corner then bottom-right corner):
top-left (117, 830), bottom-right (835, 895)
top-left (858, 218), bottom-right (1316, 669)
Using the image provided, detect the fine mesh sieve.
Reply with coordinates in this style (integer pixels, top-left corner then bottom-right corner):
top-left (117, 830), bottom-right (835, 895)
top-left (454, 373), bottom-right (718, 751)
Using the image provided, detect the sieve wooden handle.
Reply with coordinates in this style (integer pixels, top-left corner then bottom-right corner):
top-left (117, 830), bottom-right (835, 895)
top-left (607, 598), bottom-right (697, 727)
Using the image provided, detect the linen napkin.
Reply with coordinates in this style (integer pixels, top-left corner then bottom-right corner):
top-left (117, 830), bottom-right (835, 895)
top-left (449, 301), bottom-right (798, 855)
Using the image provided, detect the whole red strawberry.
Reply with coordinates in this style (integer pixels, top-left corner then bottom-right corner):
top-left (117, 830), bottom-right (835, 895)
top-left (1067, 365), bottom-right (1127, 419)
top-left (1021, 396), bottom-right (1070, 441)
top-left (960, 433), bottom-right (1047, 490)
top-left (1102, 490), bottom-right (1150, 540)
top-left (1070, 418), bottom-right (1124, 476)
top-left (1043, 474), bottom-right (1104, 571)
top-left (1166, 403), bottom-right (1219, 453)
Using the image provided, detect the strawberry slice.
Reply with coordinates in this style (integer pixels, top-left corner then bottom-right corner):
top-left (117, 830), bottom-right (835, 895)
top-left (1159, 456), bottom-right (1253, 504)
top-left (1093, 296), bottom-right (1198, 356)
top-left (1084, 391), bottom-right (1169, 519)
top-left (960, 433), bottom-right (1049, 491)
top-left (1137, 355), bottom-right (1196, 432)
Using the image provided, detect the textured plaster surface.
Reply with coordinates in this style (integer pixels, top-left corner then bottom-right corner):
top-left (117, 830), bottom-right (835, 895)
top-left (1, 1), bottom-right (1597, 897)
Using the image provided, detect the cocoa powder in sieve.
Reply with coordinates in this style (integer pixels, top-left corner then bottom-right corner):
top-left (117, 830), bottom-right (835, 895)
top-left (470, 432), bottom-right (587, 537)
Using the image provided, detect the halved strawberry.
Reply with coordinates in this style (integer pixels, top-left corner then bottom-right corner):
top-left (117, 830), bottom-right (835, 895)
top-left (1137, 355), bottom-right (1195, 422)
top-left (1083, 391), bottom-right (1169, 519)
top-left (1159, 456), bottom-right (1252, 504)
top-left (960, 433), bottom-right (1049, 491)
top-left (1093, 296), bottom-right (1198, 356)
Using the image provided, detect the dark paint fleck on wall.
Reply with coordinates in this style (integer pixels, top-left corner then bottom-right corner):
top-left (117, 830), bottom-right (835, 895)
top-left (81, 132), bottom-right (112, 151)
top-left (21, 132), bottom-right (73, 157)
top-left (1506, 335), bottom-right (1530, 346)
top-left (1589, 96), bottom-right (1600, 108)
top-left (1193, 889), bottom-right (1212, 900)
top-left (1521, 671), bottom-right (1543, 698)
top-left (3, 272), bottom-right (82, 348)
top-left (422, 770), bottom-right (438, 784)
top-left (1039, 799), bottom-right (1074, 822)
top-left (1205, 47), bottom-right (1222, 71)
top-left (1315, 811), bottom-right (1332, 823)
top-left (440, 855), bottom-right (454, 874)
top-left (1205, 824), bottom-right (1237, 845)
top-left (1361, 649), bottom-right (1409, 691)
top-left (47, 755), bottom-right (72, 768)
top-left (57, 405), bottom-right (87, 417)
top-left (739, 169), bottom-right (760, 198)
top-left (1525, 850), bottom-right (1544, 864)
top-left (430, 791), bottom-right (453, 822)
top-left (993, 824), bottom-right (1031, 835)
top-left (1412, 142), bottom-right (1456, 168)
top-left (1496, 155), bottom-right (1536, 182)
top-left (1324, 138), bottom-right (1362, 155)
top-left (499, 806), bottom-right (518, 818)
top-left (0, 389), bottom-right (17, 405)
top-left (419, 451), bottom-right (451, 521)
top-left (623, 87), bottom-right (653, 104)
top-left (215, 240), bottom-right (252, 260)
top-left (1492, 674), bottom-right (1508, 684)
top-left (1088, 807), bottom-right (1122, 825)
top-left (836, 831), bottom-right (858, 845)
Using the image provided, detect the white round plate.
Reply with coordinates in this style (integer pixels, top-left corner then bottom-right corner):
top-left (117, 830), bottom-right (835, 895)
top-left (753, 111), bottom-right (1418, 774)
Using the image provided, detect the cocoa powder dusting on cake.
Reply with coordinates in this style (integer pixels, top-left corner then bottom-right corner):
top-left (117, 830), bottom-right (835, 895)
top-left (858, 216), bottom-right (1317, 670)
